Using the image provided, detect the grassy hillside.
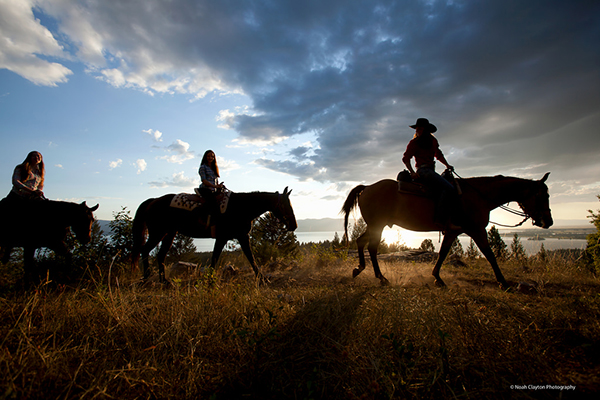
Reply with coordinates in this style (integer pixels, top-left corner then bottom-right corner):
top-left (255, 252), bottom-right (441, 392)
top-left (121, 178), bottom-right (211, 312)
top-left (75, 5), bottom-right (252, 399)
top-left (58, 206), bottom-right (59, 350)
top-left (1, 248), bottom-right (599, 399)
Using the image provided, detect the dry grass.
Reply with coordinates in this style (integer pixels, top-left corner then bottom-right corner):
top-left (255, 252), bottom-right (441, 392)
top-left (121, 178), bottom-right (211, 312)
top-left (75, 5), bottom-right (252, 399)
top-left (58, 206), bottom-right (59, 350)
top-left (1, 250), bottom-right (599, 399)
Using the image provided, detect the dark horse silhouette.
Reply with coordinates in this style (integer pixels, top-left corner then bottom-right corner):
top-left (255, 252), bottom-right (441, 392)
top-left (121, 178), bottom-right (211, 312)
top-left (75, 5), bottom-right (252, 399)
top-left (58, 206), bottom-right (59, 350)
top-left (0, 199), bottom-right (99, 283)
top-left (132, 187), bottom-right (297, 283)
top-left (342, 173), bottom-right (553, 289)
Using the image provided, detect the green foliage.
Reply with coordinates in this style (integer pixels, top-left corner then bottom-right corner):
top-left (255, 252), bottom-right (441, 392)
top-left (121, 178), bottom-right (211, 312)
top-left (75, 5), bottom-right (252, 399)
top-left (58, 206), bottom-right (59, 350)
top-left (585, 195), bottom-right (600, 275)
top-left (487, 225), bottom-right (508, 261)
top-left (465, 239), bottom-right (479, 260)
top-left (419, 238), bottom-right (435, 252)
top-left (348, 217), bottom-right (367, 247)
top-left (107, 207), bottom-right (134, 264)
top-left (165, 233), bottom-right (197, 264)
top-left (510, 233), bottom-right (527, 263)
top-left (250, 212), bottom-right (299, 265)
top-left (448, 237), bottom-right (464, 257)
top-left (537, 243), bottom-right (547, 263)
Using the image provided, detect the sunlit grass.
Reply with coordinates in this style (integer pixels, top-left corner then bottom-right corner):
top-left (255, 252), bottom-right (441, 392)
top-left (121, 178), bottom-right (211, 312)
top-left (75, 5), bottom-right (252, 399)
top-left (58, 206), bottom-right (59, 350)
top-left (1, 248), bottom-right (599, 399)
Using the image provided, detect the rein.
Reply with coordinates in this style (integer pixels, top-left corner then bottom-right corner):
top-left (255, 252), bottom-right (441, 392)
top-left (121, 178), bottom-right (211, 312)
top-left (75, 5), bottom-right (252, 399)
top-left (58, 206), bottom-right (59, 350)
top-left (490, 205), bottom-right (530, 228)
top-left (451, 170), bottom-right (531, 228)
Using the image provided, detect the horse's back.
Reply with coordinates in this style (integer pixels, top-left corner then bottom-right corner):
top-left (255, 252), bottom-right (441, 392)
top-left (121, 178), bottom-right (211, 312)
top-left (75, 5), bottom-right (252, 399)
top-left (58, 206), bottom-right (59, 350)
top-left (0, 199), bottom-right (74, 246)
top-left (358, 179), bottom-right (437, 231)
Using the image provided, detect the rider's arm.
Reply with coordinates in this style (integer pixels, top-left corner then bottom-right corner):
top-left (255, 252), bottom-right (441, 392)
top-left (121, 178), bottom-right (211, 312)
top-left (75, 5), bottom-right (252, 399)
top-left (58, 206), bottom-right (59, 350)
top-left (402, 141), bottom-right (418, 177)
top-left (435, 148), bottom-right (453, 170)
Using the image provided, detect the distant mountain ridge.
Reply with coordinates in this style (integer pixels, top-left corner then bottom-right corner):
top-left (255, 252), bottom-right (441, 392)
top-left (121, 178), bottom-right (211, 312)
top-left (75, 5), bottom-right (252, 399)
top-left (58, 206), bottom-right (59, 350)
top-left (95, 217), bottom-right (590, 236)
top-left (95, 217), bottom-right (349, 234)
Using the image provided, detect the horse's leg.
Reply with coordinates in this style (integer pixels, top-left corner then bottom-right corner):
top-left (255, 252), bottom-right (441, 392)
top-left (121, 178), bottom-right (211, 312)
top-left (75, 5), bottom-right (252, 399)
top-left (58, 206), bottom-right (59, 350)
top-left (470, 230), bottom-right (509, 289)
top-left (156, 232), bottom-right (176, 283)
top-left (367, 226), bottom-right (389, 286)
top-left (237, 235), bottom-right (265, 282)
top-left (0, 246), bottom-right (12, 264)
top-left (353, 230), bottom-right (369, 278)
top-left (431, 232), bottom-right (459, 287)
top-left (50, 242), bottom-right (73, 282)
top-left (140, 233), bottom-right (165, 280)
top-left (210, 237), bottom-right (228, 270)
top-left (23, 247), bottom-right (36, 286)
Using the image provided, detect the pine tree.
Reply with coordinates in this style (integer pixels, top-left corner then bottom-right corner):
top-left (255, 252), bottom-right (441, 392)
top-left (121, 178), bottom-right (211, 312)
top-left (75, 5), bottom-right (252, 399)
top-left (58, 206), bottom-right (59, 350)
top-left (585, 195), bottom-right (600, 274)
top-left (448, 237), bottom-right (464, 257)
top-left (510, 233), bottom-right (527, 263)
top-left (537, 243), bottom-right (547, 263)
top-left (465, 239), bottom-right (479, 260)
top-left (487, 225), bottom-right (508, 261)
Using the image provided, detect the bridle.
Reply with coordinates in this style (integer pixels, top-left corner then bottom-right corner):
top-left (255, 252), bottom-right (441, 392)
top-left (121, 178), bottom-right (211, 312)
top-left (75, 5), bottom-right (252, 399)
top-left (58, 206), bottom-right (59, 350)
top-left (490, 204), bottom-right (530, 228)
top-left (451, 170), bottom-right (543, 228)
top-left (274, 193), bottom-right (295, 228)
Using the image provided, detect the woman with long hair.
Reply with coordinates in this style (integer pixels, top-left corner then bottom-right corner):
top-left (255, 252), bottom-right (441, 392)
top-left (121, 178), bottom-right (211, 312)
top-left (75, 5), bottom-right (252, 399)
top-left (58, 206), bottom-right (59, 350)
top-left (402, 118), bottom-right (459, 230)
top-left (8, 151), bottom-right (46, 201)
top-left (196, 150), bottom-right (224, 235)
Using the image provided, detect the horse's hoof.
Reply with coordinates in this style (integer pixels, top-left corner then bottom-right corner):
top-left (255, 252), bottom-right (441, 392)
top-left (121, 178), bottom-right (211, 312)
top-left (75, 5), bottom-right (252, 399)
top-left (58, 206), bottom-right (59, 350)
top-left (352, 268), bottom-right (363, 278)
top-left (379, 277), bottom-right (390, 286)
top-left (434, 278), bottom-right (446, 288)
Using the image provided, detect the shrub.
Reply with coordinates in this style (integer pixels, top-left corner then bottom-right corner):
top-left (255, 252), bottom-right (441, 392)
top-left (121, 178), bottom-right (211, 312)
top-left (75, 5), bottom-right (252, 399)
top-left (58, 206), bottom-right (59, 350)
top-left (487, 225), bottom-right (508, 261)
top-left (585, 195), bottom-right (600, 275)
top-left (250, 212), bottom-right (299, 265)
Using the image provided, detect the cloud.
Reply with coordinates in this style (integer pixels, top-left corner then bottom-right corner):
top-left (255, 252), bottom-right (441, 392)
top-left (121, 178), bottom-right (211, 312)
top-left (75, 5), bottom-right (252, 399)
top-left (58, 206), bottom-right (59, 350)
top-left (0, 0), bottom-right (73, 86)
top-left (149, 171), bottom-right (198, 188)
top-left (4, 0), bottom-right (600, 200)
top-left (55, 164), bottom-right (63, 169)
top-left (160, 139), bottom-right (195, 164)
top-left (216, 156), bottom-right (240, 174)
top-left (143, 128), bottom-right (163, 142)
top-left (108, 159), bottom-right (122, 169)
top-left (135, 159), bottom-right (147, 174)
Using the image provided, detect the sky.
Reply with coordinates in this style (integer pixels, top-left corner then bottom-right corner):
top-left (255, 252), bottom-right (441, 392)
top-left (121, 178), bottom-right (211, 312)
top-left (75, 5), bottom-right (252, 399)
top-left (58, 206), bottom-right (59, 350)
top-left (1, 0), bottom-right (599, 229)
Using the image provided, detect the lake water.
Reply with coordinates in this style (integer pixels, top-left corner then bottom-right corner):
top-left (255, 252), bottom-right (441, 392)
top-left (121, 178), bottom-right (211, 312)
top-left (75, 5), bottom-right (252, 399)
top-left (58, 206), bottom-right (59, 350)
top-left (194, 229), bottom-right (587, 256)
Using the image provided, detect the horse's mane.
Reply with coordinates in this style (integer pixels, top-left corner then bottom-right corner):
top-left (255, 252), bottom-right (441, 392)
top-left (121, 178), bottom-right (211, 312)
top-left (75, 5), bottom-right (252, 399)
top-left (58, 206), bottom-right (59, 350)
top-left (460, 175), bottom-right (540, 186)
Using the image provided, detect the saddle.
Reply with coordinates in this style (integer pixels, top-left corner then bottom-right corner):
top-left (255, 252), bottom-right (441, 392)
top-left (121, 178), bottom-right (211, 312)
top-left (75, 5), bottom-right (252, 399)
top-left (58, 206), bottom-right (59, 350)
top-left (396, 169), bottom-right (457, 197)
top-left (170, 190), bottom-right (231, 213)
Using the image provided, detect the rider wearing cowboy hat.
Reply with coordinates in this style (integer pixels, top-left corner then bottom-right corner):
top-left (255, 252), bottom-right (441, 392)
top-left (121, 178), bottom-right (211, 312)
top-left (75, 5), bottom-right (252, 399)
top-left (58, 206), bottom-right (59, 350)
top-left (402, 118), bottom-right (461, 231)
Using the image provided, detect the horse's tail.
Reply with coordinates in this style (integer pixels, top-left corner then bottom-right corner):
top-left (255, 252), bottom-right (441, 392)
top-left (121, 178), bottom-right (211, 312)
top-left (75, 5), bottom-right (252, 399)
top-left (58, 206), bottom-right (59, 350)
top-left (340, 185), bottom-right (366, 243)
top-left (131, 198), bottom-right (154, 271)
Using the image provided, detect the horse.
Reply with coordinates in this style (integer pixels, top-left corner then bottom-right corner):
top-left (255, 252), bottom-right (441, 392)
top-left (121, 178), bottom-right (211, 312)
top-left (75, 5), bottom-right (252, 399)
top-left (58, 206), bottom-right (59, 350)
top-left (341, 173), bottom-right (553, 289)
top-left (132, 187), bottom-right (297, 283)
top-left (0, 199), bottom-right (99, 284)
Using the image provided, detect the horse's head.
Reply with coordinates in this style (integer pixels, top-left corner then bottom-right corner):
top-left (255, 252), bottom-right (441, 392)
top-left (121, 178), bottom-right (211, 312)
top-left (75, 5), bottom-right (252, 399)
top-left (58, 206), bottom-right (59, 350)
top-left (272, 187), bottom-right (297, 231)
top-left (518, 173), bottom-right (553, 229)
top-left (71, 202), bottom-right (99, 244)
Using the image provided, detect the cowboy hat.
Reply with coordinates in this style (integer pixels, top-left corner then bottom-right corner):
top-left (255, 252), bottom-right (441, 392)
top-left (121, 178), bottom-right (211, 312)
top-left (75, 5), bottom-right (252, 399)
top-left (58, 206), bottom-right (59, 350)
top-left (409, 118), bottom-right (437, 133)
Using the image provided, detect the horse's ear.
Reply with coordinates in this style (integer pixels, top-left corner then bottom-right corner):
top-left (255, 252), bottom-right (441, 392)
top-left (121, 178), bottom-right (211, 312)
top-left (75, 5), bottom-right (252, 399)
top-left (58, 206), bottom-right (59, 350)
top-left (90, 204), bottom-right (99, 212)
top-left (283, 187), bottom-right (292, 196)
top-left (540, 172), bottom-right (550, 183)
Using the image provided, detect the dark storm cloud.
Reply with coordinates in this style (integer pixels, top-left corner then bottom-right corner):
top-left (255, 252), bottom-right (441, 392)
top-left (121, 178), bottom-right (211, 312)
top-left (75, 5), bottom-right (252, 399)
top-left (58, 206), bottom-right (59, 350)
top-left (12, 0), bottom-right (600, 194)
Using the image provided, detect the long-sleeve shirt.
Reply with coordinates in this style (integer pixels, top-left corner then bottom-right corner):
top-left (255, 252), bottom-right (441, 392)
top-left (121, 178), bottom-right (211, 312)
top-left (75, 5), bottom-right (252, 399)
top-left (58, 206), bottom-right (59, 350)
top-left (402, 136), bottom-right (447, 170)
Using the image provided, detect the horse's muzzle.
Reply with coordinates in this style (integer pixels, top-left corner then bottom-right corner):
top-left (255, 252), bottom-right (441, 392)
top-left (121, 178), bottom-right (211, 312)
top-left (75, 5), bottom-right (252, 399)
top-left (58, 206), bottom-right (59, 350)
top-left (535, 215), bottom-right (553, 229)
